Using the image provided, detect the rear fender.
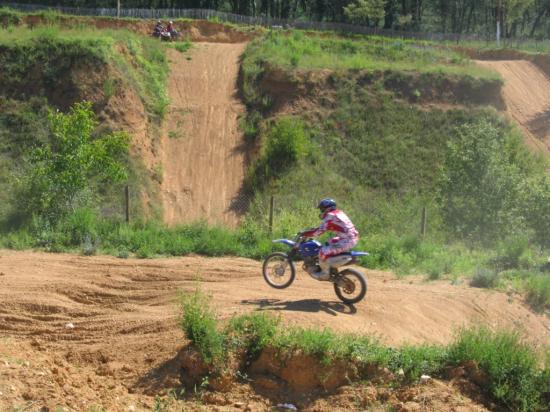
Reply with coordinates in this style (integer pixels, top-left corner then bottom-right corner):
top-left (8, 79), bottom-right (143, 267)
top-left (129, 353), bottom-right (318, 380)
top-left (327, 255), bottom-right (354, 268)
top-left (345, 251), bottom-right (369, 266)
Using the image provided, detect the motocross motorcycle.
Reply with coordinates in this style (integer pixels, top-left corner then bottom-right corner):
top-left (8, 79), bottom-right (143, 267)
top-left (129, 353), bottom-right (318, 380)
top-left (152, 27), bottom-right (179, 41)
top-left (262, 234), bottom-right (368, 304)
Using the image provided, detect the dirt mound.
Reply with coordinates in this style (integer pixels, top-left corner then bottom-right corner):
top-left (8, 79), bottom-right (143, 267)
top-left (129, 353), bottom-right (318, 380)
top-left (254, 65), bottom-right (504, 117)
top-left (476, 59), bottom-right (550, 157)
top-left (160, 44), bottom-right (247, 226)
top-left (23, 14), bottom-right (255, 43)
top-left (0, 250), bottom-right (547, 409)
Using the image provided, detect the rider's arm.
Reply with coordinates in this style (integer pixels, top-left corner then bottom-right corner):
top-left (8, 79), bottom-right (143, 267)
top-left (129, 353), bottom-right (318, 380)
top-left (301, 221), bottom-right (328, 238)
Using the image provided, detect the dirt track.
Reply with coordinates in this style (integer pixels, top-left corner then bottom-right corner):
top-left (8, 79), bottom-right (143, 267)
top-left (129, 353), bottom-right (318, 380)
top-left (0, 250), bottom-right (548, 410)
top-left (476, 60), bottom-right (550, 157)
top-left (160, 44), bottom-right (247, 227)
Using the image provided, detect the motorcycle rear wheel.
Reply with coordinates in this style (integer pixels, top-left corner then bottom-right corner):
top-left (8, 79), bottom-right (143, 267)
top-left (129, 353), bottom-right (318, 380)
top-left (262, 253), bottom-right (296, 289)
top-left (333, 268), bottom-right (367, 304)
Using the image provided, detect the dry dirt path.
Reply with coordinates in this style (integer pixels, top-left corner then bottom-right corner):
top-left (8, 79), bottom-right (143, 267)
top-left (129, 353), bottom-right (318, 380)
top-left (160, 43), bottom-right (247, 227)
top-left (476, 59), bottom-right (550, 157)
top-left (0, 250), bottom-right (548, 410)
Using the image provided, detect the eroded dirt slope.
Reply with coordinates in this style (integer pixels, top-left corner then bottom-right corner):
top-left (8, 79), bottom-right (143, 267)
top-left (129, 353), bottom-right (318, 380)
top-left (0, 250), bottom-right (548, 410)
top-left (476, 59), bottom-right (550, 157)
top-left (160, 44), bottom-right (247, 227)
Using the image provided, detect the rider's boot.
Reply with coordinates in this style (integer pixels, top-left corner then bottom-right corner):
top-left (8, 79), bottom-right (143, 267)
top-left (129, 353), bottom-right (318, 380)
top-left (311, 259), bottom-right (330, 281)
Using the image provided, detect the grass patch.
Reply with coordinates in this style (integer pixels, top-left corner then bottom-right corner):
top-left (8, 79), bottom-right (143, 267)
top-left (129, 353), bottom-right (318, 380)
top-left (170, 39), bottom-right (192, 53)
top-left (243, 31), bottom-right (498, 78)
top-left (525, 274), bottom-right (550, 312)
top-left (470, 268), bottom-right (499, 289)
top-left (0, 25), bottom-right (169, 120)
top-left (448, 327), bottom-right (548, 411)
top-left (179, 288), bottom-right (548, 409)
top-left (179, 287), bottom-right (225, 365)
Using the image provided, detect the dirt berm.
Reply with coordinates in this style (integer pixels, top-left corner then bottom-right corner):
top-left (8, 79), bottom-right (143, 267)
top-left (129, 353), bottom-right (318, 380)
top-left (0, 250), bottom-right (548, 410)
top-left (476, 58), bottom-right (550, 157)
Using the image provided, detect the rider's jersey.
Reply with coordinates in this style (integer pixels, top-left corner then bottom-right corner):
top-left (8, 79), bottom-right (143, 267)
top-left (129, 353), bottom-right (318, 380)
top-left (302, 209), bottom-right (359, 241)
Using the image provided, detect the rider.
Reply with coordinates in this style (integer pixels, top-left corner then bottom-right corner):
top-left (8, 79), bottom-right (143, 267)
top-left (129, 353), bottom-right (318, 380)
top-left (154, 20), bottom-right (164, 35)
top-left (167, 20), bottom-right (176, 36)
top-left (301, 198), bottom-right (359, 281)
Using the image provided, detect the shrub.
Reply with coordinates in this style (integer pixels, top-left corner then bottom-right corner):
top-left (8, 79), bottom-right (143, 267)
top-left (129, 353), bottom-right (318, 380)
top-left (387, 345), bottom-right (447, 381)
top-left (173, 39), bottom-right (191, 53)
top-left (179, 288), bottom-right (225, 365)
top-left (227, 312), bottom-right (280, 357)
top-left (525, 274), bottom-right (550, 312)
top-left (491, 237), bottom-right (535, 271)
top-left (439, 120), bottom-right (526, 244)
top-left (0, 8), bottom-right (21, 27)
top-left (264, 117), bottom-right (309, 175)
top-left (470, 268), bottom-right (499, 288)
top-left (15, 102), bottom-right (128, 224)
top-left (447, 327), bottom-right (546, 411)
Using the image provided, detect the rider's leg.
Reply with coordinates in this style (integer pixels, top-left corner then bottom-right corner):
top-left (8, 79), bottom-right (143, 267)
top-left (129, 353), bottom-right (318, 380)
top-left (312, 237), bottom-right (357, 281)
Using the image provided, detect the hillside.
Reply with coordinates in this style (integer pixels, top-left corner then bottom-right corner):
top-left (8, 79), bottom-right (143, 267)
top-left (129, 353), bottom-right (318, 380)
top-left (476, 59), bottom-right (550, 158)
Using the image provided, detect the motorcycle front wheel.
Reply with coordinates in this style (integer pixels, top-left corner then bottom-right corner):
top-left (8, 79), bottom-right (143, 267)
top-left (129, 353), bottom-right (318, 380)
top-left (262, 253), bottom-right (296, 289)
top-left (333, 268), bottom-right (367, 304)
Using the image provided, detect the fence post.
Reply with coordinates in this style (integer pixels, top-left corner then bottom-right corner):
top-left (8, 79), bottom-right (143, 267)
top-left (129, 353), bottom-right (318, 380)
top-left (268, 195), bottom-right (274, 235)
top-left (125, 185), bottom-right (130, 223)
top-left (420, 206), bottom-right (427, 238)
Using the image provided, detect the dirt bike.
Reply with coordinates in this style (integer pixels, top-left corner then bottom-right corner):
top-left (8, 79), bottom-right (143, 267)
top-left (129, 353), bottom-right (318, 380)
top-left (262, 234), bottom-right (368, 304)
top-left (152, 28), bottom-right (179, 41)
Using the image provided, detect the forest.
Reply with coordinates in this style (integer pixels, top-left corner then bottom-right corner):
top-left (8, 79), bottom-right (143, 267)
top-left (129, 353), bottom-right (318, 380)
top-left (8, 0), bottom-right (550, 37)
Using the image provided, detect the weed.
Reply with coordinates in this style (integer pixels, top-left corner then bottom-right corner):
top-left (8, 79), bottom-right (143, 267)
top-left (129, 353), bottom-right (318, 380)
top-left (179, 288), bottom-right (225, 365)
top-left (447, 327), bottom-right (547, 411)
top-left (103, 78), bottom-right (117, 100)
top-left (117, 249), bottom-right (129, 259)
top-left (242, 31), bottom-right (498, 78)
top-left (172, 39), bottom-right (192, 53)
top-left (168, 130), bottom-right (182, 139)
top-left (470, 268), bottom-right (499, 288)
top-left (228, 312), bottom-right (280, 356)
top-left (525, 274), bottom-right (550, 312)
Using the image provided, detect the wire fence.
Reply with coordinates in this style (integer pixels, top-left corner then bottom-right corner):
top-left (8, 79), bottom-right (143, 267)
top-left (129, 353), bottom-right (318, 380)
top-left (3, 1), bottom-right (504, 43)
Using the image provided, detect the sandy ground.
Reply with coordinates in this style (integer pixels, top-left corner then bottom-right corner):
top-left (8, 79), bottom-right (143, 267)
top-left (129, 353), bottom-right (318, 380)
top-left (0, 250), bottom-right (548, 410)
top-left (160, 44), bottom-right (247, 227)
top-left (476, 60), bottom-right (550, 157)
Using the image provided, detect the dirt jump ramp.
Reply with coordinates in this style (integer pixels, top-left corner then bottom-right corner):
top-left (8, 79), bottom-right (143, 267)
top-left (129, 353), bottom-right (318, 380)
top-left (160, 43), bottom-right (247, 226)
top-left (477, 59), bottom-right (550, 158)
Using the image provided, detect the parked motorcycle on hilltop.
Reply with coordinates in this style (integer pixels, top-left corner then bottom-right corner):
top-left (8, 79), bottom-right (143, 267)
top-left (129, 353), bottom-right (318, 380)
top-left (152, 25), bottom-right (180, 41)
top-left (262, 234), bottom-right (369, 304)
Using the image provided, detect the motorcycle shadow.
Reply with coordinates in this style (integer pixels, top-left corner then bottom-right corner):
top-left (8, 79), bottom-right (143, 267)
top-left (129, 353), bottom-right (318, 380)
top-left (240, 298), bottom-right (357, 316)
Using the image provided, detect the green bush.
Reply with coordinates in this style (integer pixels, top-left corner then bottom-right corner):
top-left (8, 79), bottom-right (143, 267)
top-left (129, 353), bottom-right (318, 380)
top-left (264, 117), bottom-right (309, 174)
top-left (0, 8), bottom-right (22, 27)
top-left (439, 120), bottom-right (538, 244)
top-left (491, 237), bottom-right (537, 271)
top-left (525, 274), bottom-right (550, 312)
top-left (470, 268), bottom-right (499, 288)
top-left (387, 345), bottom-right (447, 381)
top-left (447, 327), bottom-right (546, 411)
top-left (227, 312), bottom-right (280, 357)
top-left (247, 116), bottom-right (310, 188)
top-left (14, 102), bottom-right (128, 224)
top-left (179, 288), bottom-right (225, 365)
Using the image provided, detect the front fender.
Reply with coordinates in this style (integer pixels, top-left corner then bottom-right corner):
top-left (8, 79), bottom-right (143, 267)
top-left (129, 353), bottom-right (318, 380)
top-left (272, 239), bottom-right (296, 247)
